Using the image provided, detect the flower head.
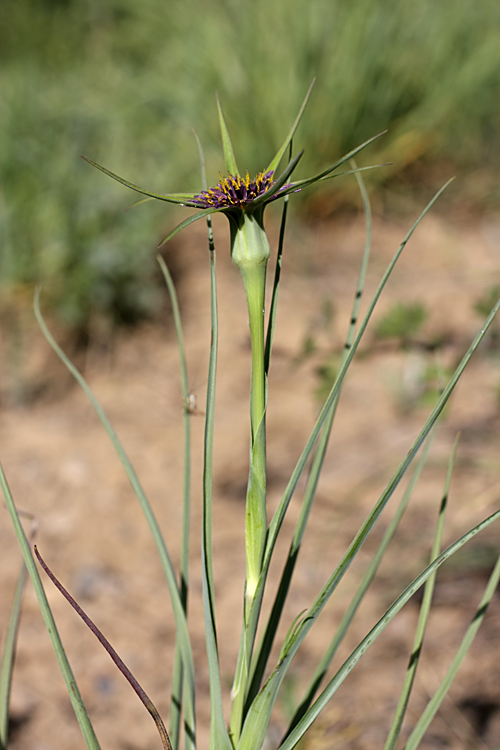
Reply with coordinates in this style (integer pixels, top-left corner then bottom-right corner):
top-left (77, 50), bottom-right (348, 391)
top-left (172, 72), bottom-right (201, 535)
top-left (191, 170), bottom-right (276, 210)
top-left (81, 79), bottom-right (384, 251)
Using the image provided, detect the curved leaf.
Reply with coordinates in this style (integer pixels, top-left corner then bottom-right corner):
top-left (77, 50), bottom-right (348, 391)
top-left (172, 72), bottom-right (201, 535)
top-left (278, 508), bottom-right (500, 750)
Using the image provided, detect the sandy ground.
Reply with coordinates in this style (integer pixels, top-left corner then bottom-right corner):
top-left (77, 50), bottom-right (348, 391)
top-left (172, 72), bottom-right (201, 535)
top-left (2, 209), bottom-right (500, 750)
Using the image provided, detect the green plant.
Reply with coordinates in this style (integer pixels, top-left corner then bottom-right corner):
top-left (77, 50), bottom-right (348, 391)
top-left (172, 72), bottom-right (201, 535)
top-left (375, 301), bottom-right (428, 346)
top-left (2, 85), bottom-right (500, 750)
top-left (2, 0), bottom-right (500, 333)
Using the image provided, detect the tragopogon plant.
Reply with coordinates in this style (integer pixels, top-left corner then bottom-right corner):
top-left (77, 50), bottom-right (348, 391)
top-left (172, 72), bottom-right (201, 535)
top-left (2, 81), bottom-right (500, 750)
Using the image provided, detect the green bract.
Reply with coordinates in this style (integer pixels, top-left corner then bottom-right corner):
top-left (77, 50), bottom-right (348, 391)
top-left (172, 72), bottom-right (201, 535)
top-left (81, 81), bottom-right (384, 256)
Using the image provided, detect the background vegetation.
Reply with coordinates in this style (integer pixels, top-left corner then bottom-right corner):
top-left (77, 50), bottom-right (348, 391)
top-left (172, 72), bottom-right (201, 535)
top-left (1, 0), bottom-right (500, 331)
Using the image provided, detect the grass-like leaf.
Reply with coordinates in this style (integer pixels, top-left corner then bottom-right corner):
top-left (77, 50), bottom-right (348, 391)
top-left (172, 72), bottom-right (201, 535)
top-left (238, 183), bottom-right (500, 750)
top-left (199, 207), bottom-right (232, 750)
top-left (264, 181), bottom-right (454, 580)
top-left (34, 547), bottom-right (172, 750)
top-left (234, 180), bottom-right (452, 743)
top-left (384, 435), bottom-right (458, 750)
top-left (242, 285), bottom-right (500, 750)
top-left (33, 290), bottom-right (197, 748)
top-left (248, 162), bottom-right (373, 710)
top-left (264, 142), bottom-right (292, 375)
top-left (0, 561), bottom-right (27, 750)
top-left (157, 256), bottom-right (193, 750)
top-left (278, 507), bottom-right (500, 750)
top-left (403, 548), bottom-right (500, 749)
top-left (0, 463), bottom-right (102, 750)
top-left (287, 428), bottom-right (436, 740)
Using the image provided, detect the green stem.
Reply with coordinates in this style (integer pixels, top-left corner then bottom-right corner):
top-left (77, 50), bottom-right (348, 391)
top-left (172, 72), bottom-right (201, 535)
top-left (229, 210), bottom-right (270, 743)
top-left (230, 210), bottom-right (270, 602)
top-left (242, 263), bottom-right (266, 447)
top-left (239, 260), bottom-right (267, 601)
top-left (229, 265), bottom-right (267, 746)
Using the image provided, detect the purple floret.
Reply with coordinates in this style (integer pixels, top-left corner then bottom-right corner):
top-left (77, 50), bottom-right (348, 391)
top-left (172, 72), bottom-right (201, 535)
top-left (192, 170), bottom-right (276, 209)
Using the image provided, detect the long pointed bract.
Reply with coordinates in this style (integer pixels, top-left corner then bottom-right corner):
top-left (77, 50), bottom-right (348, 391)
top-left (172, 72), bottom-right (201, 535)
top-left (216, 93), bottom-right (239, 176)
top-left (265, 79), bottom-right (315, 174)
top-left (80, 156), bottom-right (198, 205)
top-left (157, 208), bottom-right (220, 247)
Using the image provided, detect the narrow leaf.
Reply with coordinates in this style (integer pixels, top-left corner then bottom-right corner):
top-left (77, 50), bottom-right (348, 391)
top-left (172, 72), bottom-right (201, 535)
top-left (385, 436), bottom-right (458, 750)
top-left (33, 292), bottom-right (197, 747)
top-left (35, 547), bottom-right (172, 750)
top-left (240, 184), bottom-right (498, 747)
top-left (204, 258), bottom-right (233, 750)
top-left (287, 429), bottom-right (436, 738)
top-left (200, 199), bottom-right (232, 750)
top-left (0, 562), bottom-right (27, 750)
top-left (0, 464), bottom-right (102, 750)
top-left (237, 182), bottom-right (453, 737)
top-left (265, 181), bottom-right (454, 589)
top-left (157, 257), bottom-right (193, 750)
top-left (250, 161), bottom-right (374, 709)
top-left (404, 549), bottom-right (500, 750)
top-left (264, 140), bottom-right (292, 374)
top-left (278, 508), bottom-right (500, 750)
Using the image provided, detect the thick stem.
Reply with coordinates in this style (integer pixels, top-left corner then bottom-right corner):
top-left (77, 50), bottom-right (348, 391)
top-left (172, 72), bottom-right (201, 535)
top-left (239, 260), bottom-right (267, 599)
top-left (229, 211), bottom-right (270, 743)
top-left (230, 210), bottom-right (270, 601)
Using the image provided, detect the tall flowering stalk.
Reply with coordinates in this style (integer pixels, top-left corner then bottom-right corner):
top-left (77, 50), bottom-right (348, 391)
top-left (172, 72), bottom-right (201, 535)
top-left (81, 84), bottom-right (389, 745)
top-left (3, 81), bottom-right (500, 750)
top-left (82, 82), bottom-right (381, 609)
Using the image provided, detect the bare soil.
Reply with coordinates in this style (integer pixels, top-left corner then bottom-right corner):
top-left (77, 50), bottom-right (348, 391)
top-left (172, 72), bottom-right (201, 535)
top-left (2, 211), bottom-right (500, 750)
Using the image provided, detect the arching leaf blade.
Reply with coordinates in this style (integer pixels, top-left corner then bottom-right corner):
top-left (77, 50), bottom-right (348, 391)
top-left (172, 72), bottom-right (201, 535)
top-left (278, 508), bottom-right (500, 750)
top-left (266, 79), bottom-right (315, 174)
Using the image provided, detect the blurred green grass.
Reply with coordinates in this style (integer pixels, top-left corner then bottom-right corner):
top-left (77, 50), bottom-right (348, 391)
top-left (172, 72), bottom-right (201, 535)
top-left (1, 0), bottom-right (500, 332)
